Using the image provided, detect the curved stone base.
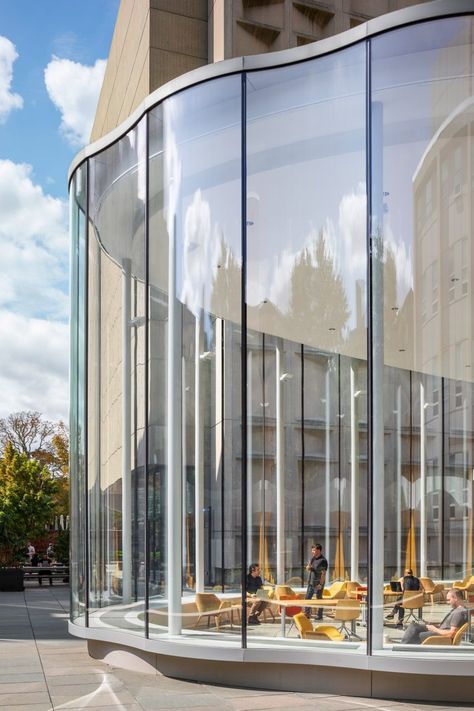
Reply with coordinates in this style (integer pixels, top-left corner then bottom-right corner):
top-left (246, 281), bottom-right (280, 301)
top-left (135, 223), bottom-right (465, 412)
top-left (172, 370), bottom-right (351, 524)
top-left (87, 638), bottom-right (474, 703)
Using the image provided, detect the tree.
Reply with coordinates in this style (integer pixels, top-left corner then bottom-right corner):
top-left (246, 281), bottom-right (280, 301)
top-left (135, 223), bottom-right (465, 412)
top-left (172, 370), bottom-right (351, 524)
top-left (0, 443), bottom-right (58, 566)
top-left (0, 411), bottom-right (56, 459)
top-left (290, 231), bottom-right (349, 345)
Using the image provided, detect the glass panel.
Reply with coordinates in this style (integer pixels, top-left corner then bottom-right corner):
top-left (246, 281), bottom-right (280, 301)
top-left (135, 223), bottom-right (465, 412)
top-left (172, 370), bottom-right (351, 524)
top-left (70, 164), bottom-right (87, 625)
top-left (371, 16), bottom-right (474, 653)
top-left (87, 118), bottom-right (147, 635)
top-left (246, 43), bottom-right (367, 650)
top-left (148, 76), bottom-right (242, 642)
top-left (148, 106), bottom-right (168, 633)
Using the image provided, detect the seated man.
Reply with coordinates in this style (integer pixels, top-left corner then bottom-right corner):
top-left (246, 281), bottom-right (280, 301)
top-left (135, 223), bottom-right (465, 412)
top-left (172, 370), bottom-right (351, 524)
top-left (400, 588), bottom-right (467, 644)
top-left (38, 555), bottom-right (53, 586)
top-left (246, 563), bottom-right (270, 625)
top-left (386, 568), bottom-right (424, 628)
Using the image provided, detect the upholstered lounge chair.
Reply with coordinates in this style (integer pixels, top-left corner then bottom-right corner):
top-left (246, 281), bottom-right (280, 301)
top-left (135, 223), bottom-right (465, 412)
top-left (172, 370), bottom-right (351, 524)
top-left (421, 622), bottom-right (469, 646)
top-left (293, 612), bottom-right (344, 641)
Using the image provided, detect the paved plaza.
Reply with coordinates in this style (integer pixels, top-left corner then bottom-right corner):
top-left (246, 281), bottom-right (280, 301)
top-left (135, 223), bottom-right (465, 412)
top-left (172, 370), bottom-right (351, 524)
top-left (0, 586), bottom-right (472, 711)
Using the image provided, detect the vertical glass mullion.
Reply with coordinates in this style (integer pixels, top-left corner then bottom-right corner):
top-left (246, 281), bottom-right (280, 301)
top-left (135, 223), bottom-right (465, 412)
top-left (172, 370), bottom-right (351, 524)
top-left (144, 112), bottom-right (150, 639)
top-left (84, 159), bottom-right (90, 628)
top-left (241, 70), bottom-right (248, 650)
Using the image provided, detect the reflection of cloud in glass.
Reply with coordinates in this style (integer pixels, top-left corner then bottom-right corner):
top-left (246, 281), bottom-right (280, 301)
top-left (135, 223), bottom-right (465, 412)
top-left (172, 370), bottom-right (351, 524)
top-left (339, 182), bottom-right (366, 282)
top-left (129, 121), bottom-right (146, 203)
top-left (248, 186), bottom-right (368, 323)
top-left (180, 189), bottom-right (220, 316)
top-left (164, 103), bottom-right (182, 238)
top-left (384, 231), bottom-right (413, 305)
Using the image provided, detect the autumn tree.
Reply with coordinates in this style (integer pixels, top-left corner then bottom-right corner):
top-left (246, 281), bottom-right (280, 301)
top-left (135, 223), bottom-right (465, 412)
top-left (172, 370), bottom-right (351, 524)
top-left (0, 411), bottom-right (70, 524)
top-left (0, 443), bottom-right (58, 565)
top-left (0, 411), bottom-right (56, 458)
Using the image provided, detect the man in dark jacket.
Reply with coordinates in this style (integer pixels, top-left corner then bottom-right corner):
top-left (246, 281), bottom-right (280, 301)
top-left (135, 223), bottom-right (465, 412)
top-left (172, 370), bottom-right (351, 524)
top-left (386, 568), bottom-right (424, 627)
top-left (304, 543), bottom-right (328, 619)
top-left (246, 564), bottom-right (270, 625)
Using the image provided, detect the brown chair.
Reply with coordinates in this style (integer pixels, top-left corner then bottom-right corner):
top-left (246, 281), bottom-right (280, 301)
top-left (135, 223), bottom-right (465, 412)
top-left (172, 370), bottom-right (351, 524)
top-left (345, 581), bottom-right (362, 600)
top-left (421, 622), bottom-right (469, 646)
top-left (452, 575), bottom-right (474, 596)
top-left (194, 592), bottom-right (236, 630)
top-left (285, 576), bottom-right (303, 587)
top-left (401, 590), bottom-right (424, 625)
top-left (293, 612), bottom-right (344, 641)
top-left (333, 599), bottom-right (362, 639)
top-left (275, 584), bottom-right (305, 599)
top-left (453, 574), bottom-right (473, 588)
top-left (419, 577), bottom-right (444, 605)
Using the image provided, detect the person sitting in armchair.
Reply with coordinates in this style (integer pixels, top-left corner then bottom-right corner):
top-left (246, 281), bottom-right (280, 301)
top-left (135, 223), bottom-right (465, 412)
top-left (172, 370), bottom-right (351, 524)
top-left (400, 588), bottom-right (467, 644)
top-left (386, 568), bottom-right (424, 628)
top-left (246, 563), bottom-right (271, 625)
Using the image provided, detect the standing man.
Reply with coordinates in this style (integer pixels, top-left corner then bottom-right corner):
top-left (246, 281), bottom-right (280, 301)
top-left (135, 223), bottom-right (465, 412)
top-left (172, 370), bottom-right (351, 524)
top-left (304, 543), bottom-right (328, 620)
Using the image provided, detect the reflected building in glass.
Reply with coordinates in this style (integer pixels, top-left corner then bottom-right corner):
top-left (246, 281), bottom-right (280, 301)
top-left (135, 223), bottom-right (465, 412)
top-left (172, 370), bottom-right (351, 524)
top-left (69, 1), bottom-right (474, 703)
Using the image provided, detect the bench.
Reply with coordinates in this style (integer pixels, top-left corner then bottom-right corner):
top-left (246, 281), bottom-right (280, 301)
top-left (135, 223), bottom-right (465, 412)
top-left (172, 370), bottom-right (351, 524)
top-left (23, 565), bottom-right (69, 586)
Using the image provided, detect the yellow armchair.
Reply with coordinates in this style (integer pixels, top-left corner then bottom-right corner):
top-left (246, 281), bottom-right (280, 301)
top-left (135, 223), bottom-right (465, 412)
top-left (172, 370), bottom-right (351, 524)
top-left (421, 622), bottom-right (468, 646)
top-left (322, 581), bottom-right (347, 599)
top-left (419, 577), bottom-right (444, 604)
top-left (452, 575), bottom-right (474, 594)
top-left (194, 592), bottom-right (238, 630)
top-left (293, 612), bottom-right (344, 641)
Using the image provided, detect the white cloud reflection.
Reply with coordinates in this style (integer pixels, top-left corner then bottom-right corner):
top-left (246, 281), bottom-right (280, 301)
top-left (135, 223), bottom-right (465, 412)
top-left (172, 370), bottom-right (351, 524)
top-left (180, 189), bottom-right (220, 317)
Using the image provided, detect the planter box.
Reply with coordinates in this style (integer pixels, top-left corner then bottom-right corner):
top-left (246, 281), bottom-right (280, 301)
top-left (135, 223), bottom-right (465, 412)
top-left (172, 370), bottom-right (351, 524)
top-left (0, 568), bottom-right (25, 591)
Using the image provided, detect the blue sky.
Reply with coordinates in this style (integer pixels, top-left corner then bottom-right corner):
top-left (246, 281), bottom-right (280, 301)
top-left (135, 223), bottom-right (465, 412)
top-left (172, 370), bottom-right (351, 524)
top-left (0, 0), bottom-right (119, 423)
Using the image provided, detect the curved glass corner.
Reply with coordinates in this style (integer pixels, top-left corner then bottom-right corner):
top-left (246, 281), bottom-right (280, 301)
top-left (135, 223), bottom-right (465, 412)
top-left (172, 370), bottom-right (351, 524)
top-left (70, 163), bottom-right (87, 624)
top-left (69, 10), bottom-right (474, 663)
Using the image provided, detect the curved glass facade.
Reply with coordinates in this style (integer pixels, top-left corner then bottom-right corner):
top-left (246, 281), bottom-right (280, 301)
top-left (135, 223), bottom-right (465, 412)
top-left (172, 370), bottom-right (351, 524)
top-left (70, 11), bottom-right (474, 666)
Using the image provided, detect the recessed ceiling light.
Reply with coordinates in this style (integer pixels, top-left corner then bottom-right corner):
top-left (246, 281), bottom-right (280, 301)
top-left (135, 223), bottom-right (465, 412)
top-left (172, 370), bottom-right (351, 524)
top-left (329, 327), bottom-right (336, 331)
top-left (451, 277), bottom-right (459, 282)
top-left (391, 307), bottom-right (398, 311)
top-left (399, 348), bottom-right (406, 352)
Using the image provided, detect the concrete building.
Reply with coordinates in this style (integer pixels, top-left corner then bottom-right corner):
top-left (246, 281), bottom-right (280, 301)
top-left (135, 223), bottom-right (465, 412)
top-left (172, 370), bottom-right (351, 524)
top-left (91, 0), bottom-right (433, 140)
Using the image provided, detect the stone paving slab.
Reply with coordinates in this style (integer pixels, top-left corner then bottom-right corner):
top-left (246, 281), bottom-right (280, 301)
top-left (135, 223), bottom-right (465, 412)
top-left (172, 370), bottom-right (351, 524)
top-left (1, 587), bottom-right (473, 711)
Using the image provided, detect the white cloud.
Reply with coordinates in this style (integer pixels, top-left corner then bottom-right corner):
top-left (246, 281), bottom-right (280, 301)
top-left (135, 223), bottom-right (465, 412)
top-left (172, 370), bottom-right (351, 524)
top-left (0, 160), bottom-right (69, 421)
top-left (44, 55), bottom-right (106, 146)
top-left (0, 160), bottom-right (68, 321)
top-left (0, 311), bottom-right (68, 422)
top-left (0, 36), bottom-right (23, 122)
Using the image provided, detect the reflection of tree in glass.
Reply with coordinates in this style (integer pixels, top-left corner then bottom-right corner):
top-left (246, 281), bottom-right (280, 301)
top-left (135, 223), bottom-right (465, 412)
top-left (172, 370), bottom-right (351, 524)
top-left (210, 236), bottom-right (241, 324)
top-left (290, 231), bottom-right (349, 341)
top-left (383, 242), bottom-right (413, 365)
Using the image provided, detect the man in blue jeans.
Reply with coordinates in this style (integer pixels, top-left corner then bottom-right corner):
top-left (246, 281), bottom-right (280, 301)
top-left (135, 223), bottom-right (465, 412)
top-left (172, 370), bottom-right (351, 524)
top-left (304, 543), bottom-right (328, 619)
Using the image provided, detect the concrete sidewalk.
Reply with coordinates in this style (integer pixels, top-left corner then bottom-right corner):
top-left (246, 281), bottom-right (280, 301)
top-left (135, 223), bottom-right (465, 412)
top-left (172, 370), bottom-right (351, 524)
top-left (0, 587), bottom-right (472, 711)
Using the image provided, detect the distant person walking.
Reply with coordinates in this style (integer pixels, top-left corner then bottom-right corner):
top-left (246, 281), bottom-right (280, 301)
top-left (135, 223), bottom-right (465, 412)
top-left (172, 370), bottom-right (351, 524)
top-left (27, 541), bottom-right (35, 561)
